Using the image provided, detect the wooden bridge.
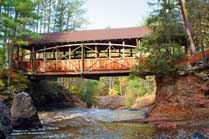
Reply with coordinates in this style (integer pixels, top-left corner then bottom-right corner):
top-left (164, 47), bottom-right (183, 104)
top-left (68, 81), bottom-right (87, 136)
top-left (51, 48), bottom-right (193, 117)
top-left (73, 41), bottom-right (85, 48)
top-left (12, 27), bottom-right (151, 78)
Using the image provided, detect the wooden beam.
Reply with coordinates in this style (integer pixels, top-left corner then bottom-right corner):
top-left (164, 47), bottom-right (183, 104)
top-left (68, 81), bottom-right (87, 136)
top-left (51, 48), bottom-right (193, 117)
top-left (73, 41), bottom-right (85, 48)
top-left (31, 46), bottom-right (35, 73)
top-left (130, 48), bottom-right (133, 57)
top-left (34, 42), bottom-right (136, 53)
top-left (21, 48), bottom-right (24, 61)
top-left (69, 47), bottom-right (71, 60)
top-left (44, 46), bottom-right (46, 72)
top-left (122, 41), bottom-right (125, 58)
top-left (109, 42), bottom-right (112, 58)
top-left (95, 46), bottom-right (98, 58)
top-left (55, 48), bottom-right (58, 60)
top-left (136, 39), bottom-right (138, 47)
top-left (81, 44), bottom-right (84, 73)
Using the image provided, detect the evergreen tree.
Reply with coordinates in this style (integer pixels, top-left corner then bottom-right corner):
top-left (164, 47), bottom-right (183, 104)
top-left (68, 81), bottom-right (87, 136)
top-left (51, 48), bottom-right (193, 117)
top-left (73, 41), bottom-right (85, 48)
top-left (134, 0), bottom-right (186, 76)
top-left (0, 0), bottom-right (38, 85)
top-left (187, 0), bottom-right (209, 65)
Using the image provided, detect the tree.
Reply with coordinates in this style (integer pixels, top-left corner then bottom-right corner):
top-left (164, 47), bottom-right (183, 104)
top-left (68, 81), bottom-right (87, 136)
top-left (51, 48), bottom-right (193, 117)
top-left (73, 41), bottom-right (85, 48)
top-left (186, 0), bottom-right (209, 66)
top-left (47, 0), bottom-right (87, 32)
top-left (134, 0), bottom-right (186, 77)
top-left (178, 0), bottom-right (197, 55)
top-left (0, 0), bottom-right (38, 86)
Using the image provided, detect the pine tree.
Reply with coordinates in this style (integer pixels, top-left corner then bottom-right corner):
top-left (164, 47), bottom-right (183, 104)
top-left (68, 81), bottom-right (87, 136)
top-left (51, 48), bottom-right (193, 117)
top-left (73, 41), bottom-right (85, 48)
top-left (0, 0), bottom-right (38, 85)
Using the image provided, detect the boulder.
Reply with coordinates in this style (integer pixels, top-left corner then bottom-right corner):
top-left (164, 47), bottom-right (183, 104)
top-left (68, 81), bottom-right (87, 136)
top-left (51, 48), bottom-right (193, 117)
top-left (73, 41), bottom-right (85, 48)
top-left (72, 95), bottom-right (87, 108)
top-left (131, 94), bottom-right (155, 109)
top-left (194, 72), bottom-right (209, 81)
top-left (11, 92), bottom-right (41, 129)
top-left (0, 102), bottom-right (11, 139)
top-left (96, 96), bottom-right (126, 110)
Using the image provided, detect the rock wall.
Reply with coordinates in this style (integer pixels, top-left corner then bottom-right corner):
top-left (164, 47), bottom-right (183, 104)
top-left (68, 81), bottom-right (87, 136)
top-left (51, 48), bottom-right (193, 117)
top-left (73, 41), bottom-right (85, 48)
top-left (149, 68), bottom-right (209, 121)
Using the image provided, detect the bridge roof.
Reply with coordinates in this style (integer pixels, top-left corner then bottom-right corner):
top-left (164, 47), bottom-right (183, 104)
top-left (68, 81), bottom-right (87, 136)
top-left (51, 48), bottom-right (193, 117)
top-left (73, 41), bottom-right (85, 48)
top-left (29, 27), bottom-right (151, 45)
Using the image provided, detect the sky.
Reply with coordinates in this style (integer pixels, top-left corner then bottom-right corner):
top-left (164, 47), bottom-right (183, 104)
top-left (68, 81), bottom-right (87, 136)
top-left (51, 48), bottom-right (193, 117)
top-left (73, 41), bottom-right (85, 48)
top-left (84, 0), bottom-right (151, 30)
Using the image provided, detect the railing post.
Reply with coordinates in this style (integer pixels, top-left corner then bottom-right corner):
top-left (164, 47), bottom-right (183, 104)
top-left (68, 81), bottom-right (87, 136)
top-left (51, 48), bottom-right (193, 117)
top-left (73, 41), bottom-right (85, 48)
top-left (81, 44), bottom-right (84, 73)
top-left (21, 48), bottom-right (24, 61)
top-left (122, 41), bottom-right (125, 58)
top-left (95, 46), bottom-right (98, 58)
top-left (31, 46), bottom-right (35, 73)
top-left (69, 47), bottom-right (71, 60)
top-left (136, 39), bottom-right (141, 57)
top-left (68, 47), bottom-right (71, 71)
top-left (109, 42), bottom-right (112, 58)
top-left (43, 46), bottom-right (46, 72)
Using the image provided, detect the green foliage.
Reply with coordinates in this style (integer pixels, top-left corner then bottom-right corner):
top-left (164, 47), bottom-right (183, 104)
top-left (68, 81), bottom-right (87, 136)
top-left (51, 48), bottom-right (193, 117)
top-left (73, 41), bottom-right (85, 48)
top-left (0, 0), bottom-right (39, 40)
top-left (79, 79), bottom-right (98, 108)
top-left (133, 0), bottom-right (186, 77)
top-left (38, 0), bottom-right (87, 32)
top-left (187, 0), bottom-right (209, 50)
top-left (68, 78), bottom-right (98, 107)
top-left (96, 78), bottom-right (109, 96)
top-left (0, 69), bottom-right (29, 93)
top-left (125, 76), bottom-right (155, 108)
top-left (134, 42), bottom-right (185, 77)
top-left (0, 47), bottom-right (5, 66)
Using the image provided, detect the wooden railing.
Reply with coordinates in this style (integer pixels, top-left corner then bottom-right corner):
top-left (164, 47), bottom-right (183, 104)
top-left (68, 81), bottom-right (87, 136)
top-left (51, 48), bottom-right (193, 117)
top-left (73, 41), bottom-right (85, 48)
top-left (13, 57), bottom-right (137, 75)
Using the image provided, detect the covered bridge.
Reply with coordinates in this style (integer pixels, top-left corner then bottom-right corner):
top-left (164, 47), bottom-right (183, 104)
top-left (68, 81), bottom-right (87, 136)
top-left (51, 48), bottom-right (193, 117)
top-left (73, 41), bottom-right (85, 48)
top-left (13, 27), bottom-right (151, 78)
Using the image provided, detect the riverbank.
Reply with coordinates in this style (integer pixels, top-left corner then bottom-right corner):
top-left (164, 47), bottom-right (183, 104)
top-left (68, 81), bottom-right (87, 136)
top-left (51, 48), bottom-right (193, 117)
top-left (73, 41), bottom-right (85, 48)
top-left (95, 94), bottom-right (155, 110)
top-left (115, 64), bottom-right (209, 130)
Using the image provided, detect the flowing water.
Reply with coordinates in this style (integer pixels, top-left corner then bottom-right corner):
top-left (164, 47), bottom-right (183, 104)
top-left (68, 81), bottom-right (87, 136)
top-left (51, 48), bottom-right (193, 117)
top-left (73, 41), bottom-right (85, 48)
top-left (12, 108), bottom-right (209, 139)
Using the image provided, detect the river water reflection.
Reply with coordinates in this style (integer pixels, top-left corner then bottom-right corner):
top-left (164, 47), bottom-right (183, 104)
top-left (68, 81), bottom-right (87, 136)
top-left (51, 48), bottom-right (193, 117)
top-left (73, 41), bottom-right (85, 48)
top-left (12, 108), bottom-right (208, 139)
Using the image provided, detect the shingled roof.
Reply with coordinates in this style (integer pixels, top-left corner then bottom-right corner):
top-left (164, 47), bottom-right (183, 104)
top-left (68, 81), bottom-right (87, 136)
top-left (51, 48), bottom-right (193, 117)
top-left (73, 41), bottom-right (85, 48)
top-left (29, 27), bottom-right (151, 45)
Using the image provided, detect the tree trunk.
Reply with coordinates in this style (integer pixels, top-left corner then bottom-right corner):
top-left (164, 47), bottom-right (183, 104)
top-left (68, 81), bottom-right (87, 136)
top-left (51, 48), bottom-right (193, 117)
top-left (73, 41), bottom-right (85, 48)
top-left (47, 0), bottom-right (52, 33)
top-left (179, 0), bottom-right (196, 55)
top-left (199, 16), bottom-right (208, 66)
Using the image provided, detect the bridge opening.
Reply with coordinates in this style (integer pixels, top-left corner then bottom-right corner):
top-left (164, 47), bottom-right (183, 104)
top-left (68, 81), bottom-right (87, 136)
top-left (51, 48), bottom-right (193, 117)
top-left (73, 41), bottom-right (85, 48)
top-left (45, 75), bottom-right (157, 108)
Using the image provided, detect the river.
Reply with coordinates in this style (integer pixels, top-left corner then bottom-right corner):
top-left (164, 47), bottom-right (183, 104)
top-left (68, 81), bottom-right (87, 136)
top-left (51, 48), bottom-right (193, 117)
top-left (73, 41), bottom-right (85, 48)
top-left (12, 108), bottom-right (208, 139)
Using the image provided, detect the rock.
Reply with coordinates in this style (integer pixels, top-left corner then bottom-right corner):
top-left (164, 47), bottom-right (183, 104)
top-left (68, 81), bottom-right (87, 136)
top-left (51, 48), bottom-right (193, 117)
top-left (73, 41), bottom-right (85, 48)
top-left (149, 72), bottom-right (209, 121)
top-left (11, 92), bottom-right (42, 129)
top-left (177, 70), bottom-right (186, 76)
top-left (72, 95), bottom-right (87, 108)
top-left (192, 132), bottom-right (205, 139)
top-left (157, 122), bottom-right (177, 129)
top-left (131, 94), bottom-right (155, 109)
top-left (0, 102), bottom-right (11, 139)
top-left (96, 96), bottom-right (126, 110)
top-left (194, 72), bottom-right (209, 81)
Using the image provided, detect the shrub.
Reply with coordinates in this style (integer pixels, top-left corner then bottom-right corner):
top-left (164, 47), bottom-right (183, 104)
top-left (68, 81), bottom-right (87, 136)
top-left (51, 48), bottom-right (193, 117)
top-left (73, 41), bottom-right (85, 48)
top-left (133, 42), bottom-right (185, 77)
top-left (125, 76), bottom-right (155, 108)
top-left (79, 79), bottom-right (98, 107)
top-left (0, 69), bottom-right (29, 93)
